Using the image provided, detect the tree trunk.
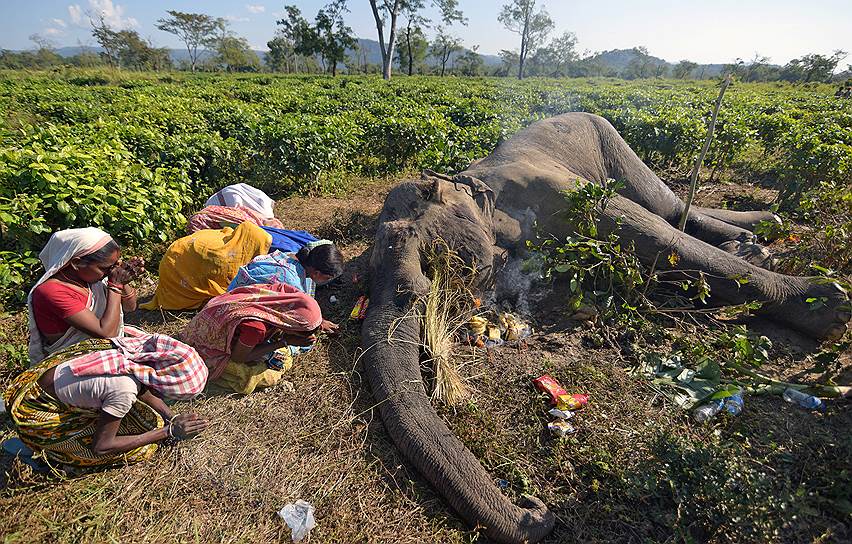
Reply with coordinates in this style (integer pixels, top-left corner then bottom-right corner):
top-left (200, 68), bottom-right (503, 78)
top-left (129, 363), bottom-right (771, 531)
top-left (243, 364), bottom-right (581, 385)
top-left (406, 22), bottom-right (414, 76)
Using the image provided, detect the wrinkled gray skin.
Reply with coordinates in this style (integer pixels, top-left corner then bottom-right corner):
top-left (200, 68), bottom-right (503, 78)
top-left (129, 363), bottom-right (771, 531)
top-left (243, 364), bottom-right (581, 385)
top-left (361, 113), bottom-right (851, 544)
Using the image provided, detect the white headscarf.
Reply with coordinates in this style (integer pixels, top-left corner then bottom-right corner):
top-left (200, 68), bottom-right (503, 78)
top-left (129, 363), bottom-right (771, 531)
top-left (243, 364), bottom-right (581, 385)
top-left (206, 183), bottom-right (276, 220)
top-left (27, 227), bottom-right (114, 364)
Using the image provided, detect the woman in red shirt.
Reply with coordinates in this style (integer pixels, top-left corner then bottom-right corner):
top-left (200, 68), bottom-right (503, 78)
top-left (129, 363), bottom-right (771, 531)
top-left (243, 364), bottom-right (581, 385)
top-left (28, 227), bottom-right (146, 364)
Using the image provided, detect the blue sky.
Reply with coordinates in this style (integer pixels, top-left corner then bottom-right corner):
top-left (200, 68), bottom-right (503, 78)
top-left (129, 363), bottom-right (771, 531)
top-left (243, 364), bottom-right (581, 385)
top-left (1, 0), bottom-right (850, 67)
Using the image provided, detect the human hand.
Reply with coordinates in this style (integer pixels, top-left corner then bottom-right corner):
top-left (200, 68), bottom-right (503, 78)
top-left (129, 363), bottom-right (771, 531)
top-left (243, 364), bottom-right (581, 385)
top-left (109, 257), bottom-right (145, 284)
top-left (170, 413), bottom-right (209, 440)
top-left (320, 320), bottom-right (340, 335)
top-left (283, 332), bottom-right (317, 347)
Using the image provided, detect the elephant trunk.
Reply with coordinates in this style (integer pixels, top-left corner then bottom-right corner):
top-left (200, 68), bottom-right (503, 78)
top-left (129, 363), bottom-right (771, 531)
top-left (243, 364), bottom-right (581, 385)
top-left (361, 233), bottom-right (555, 544)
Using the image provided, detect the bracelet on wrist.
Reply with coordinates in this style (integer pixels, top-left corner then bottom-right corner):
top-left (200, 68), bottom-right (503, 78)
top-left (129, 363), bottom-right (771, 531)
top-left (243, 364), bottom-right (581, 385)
top-left (107, 286), bottom-right (122, 295)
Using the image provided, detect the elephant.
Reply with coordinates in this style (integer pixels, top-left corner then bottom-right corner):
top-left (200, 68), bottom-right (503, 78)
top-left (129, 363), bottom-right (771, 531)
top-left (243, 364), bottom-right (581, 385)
top-left (360, 113), bottom-right (851, 544)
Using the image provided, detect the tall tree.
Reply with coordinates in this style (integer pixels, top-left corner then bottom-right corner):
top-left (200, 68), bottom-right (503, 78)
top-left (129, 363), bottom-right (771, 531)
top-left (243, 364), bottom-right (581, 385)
top-left (396, 25), bottom-right (429, 75)
top-left (89, 13), bottom-right (124, 68)
top-left (744, 53), bottom-right (771, 82)
top-left (266, 35), bottom-right (295, 72)
top-left (368, 0), bottom-right (465, 80)
top-left (275, 6), bottom-right (314, 73)
top-left (498, 0), bottom-right (554, 79)
top-left (782, 50), bottom-right (847, 83)
top-left (429, 27), bottom-right (462, 77)
top-left (673, 60), bottom-right (698, 79)
top-left (216, 36), bottom-right (261, 72)
top-left (455, 45), bottom-right (484, 76)
top-left (314, 0), bottom-right (356, 76)
top-left (156, 11), bottom-right (221, 72)
top-left (498, 49), bottom-right (519, 77)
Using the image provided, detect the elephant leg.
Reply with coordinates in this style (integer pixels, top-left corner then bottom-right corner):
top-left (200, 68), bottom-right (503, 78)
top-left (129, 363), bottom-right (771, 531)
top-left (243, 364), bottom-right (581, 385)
top-left (580, 114), bottom-right (774, 267)
top-left (599, 194), bottom-right (850, 341)
top-left (693, 206), bottom-right (782, 232)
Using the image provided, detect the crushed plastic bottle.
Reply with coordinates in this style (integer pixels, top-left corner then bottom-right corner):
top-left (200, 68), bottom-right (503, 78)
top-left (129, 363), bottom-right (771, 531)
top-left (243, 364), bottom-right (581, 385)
top-left (694, 392), bottom-right (744, 423)
top-left (723, 393), bottom-right (744, 415)
top-left (693, 399), bottom-right (724, 423)
top-left (278, 500), bottom-right (316, 542)
top-left (782, 388), bottom-right (824, 411)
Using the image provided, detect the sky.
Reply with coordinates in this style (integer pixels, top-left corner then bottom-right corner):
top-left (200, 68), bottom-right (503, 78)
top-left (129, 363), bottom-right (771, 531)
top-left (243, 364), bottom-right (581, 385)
top-left (1, 0), bottom-right (850, 67)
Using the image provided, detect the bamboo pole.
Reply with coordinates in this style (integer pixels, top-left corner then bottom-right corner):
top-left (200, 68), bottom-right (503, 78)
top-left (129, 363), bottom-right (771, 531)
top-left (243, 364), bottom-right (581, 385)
top-left (678, 73), bottom-right (733, 231)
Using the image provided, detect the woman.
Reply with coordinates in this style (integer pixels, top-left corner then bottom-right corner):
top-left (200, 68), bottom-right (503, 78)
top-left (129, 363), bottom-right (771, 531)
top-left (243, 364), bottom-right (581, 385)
top-left (205, 183), bottom-right (280, 225)
top-left (187, 205), bottom-right (285, 233)
top-left (229, 239), bottom-right (344, 335)
top-left (140, 221), bottom-right (272, 311)
top-left (28, 227), bottom-right (145, 364)
top-left (181, 282), bottom-right (322, 394)
top-left (229, 240), bottom-right (344, 295)
top-left (4, 335), bottom-right (209, 469)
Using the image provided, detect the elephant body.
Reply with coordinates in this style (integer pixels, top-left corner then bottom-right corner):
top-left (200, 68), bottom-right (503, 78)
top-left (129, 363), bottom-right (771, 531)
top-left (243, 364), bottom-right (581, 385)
top-left (361, 113), bottom-right (850, 543)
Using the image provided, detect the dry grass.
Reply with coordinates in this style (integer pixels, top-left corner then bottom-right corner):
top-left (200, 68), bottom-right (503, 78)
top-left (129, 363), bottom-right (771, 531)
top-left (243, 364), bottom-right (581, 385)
top-left (420, 240), bottom-right (480, 406)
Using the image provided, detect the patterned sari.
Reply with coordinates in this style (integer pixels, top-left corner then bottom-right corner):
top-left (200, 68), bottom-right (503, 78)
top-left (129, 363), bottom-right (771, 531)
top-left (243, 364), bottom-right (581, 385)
top-left (181, 283), bottom-right (322, 383)
top-left (4, 340), bottom-right (163, 469)
top-left (187, 205), bottom-right (284, 233)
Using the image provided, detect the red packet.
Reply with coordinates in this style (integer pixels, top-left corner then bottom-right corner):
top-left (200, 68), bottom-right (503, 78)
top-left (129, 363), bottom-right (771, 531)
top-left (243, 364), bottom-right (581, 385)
top-left (533, 374), bottom-right (568, 405)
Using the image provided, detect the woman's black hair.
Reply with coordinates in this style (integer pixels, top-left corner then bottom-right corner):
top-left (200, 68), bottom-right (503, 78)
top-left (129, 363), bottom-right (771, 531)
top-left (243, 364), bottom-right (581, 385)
top-left (77, 239), bottom-right (120, 265)
top-left (297, 243), bottom-right (343, 278)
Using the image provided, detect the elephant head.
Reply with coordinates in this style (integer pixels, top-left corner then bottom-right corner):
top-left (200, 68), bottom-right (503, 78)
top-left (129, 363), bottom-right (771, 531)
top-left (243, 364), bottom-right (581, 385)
top-left (360, 172), bottom-right (555, 544)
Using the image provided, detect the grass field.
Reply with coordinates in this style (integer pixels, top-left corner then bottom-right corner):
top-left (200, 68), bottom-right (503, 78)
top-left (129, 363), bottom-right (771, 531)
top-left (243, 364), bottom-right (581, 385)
top-left (1, 72), bottom-right (850, 543)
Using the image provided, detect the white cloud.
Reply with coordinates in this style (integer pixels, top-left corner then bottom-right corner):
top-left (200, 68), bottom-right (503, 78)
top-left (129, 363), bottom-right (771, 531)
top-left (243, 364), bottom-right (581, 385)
top-left (68, 4), bottom-right (83, 25)
top-left (44, 27), bottom-right (64, 36)
top-left (246, 4), bottom-right (265, 14)
top-left (87, 0), bottom-right (138, 29)
top-left (52, 18), bottom-right (68, 28)
top-left (225, 15), bottom-right (250, 23)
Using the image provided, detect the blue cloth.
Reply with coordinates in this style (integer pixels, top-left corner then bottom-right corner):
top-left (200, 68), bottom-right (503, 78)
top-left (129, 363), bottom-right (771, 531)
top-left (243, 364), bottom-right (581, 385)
top-left (260, 228), bottom-right (318, 254)
top-left (227, 251), bottom-right (315, 296)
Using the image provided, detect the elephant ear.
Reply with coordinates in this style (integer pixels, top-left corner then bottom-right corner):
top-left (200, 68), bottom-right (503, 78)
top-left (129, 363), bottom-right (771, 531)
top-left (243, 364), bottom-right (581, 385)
top-left (452, 174), bottom-right (495, 221)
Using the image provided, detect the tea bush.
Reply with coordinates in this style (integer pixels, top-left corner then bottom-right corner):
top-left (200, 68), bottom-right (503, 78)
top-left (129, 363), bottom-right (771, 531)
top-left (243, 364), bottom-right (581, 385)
top-left (1, 72), bottom-right (850, 307)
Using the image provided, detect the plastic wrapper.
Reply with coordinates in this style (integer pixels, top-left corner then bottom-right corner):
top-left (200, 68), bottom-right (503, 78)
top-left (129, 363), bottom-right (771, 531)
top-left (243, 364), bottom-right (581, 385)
top-left (548, 420), bottom-right (576, 436)
top-left (278, 499), bottom-right (316, 542)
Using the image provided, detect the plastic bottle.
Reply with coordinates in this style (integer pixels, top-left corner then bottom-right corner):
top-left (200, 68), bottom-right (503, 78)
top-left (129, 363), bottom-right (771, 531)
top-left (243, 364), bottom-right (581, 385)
top-left (723, 393), bottom-right (744, 415)
top-left (693, 399), bottom-right (724, 423)
top-left (782, 388), bottom-right (824, 411)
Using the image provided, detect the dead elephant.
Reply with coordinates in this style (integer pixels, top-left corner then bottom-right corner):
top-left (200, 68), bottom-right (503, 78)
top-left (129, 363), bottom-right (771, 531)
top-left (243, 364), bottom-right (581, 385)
top-left (361, 113), bottom-right (850, 543)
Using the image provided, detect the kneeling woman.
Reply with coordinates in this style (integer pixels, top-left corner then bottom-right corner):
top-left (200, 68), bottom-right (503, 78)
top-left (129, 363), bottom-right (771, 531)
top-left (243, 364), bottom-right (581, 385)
top-left (4, 336), bottom-right (209, 469)
top-left (28, 227), bottom-right (145, 364)
top-left (181, 283), bottom-right (322, 394)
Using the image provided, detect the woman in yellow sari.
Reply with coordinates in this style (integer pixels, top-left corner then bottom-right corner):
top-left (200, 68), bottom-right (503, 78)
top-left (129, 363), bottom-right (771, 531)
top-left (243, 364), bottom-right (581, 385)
top-left (141, 221), bottom-right (272, 311)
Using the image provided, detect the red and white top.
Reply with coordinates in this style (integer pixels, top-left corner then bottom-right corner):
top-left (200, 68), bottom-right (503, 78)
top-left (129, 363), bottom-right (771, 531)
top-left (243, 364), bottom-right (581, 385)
top-left (31, 280), bottom-right (89, 336)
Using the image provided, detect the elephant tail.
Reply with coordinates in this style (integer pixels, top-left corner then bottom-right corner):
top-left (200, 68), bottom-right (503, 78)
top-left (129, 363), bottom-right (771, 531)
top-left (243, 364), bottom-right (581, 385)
top-left (362, 294), bottom-right (555, 544)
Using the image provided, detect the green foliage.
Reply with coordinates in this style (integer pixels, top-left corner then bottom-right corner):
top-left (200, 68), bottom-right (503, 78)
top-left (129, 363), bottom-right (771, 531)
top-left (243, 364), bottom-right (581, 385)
top-left (529, 178), bottom-right (647, 319)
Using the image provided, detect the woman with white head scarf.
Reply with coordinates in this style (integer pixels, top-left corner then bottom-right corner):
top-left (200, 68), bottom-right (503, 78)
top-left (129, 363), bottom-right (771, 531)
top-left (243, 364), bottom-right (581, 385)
top-left (28, 227), bottom-right (145, 364)
top-left (205, 183), bottom-right (277, 221)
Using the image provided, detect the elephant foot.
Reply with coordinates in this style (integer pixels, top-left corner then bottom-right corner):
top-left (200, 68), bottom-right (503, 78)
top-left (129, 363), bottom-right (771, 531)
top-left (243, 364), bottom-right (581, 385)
top-left (718, 239), bottom-right (775, 270)
top-left (764, 280), bottom-right (851, 341)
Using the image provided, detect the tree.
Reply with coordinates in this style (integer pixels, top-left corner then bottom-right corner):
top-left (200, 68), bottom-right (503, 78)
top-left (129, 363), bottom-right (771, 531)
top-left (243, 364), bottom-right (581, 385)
top-left (782, 50), bottom-right (847, 83)
top-left (368, 0), bottom-right (465, 80)
top-left (527, 31), bottom-right (577, 76)
top-left (429, 27), bottom-right (462, 77)
top-left (743, 53), bottom-right (771, 82)
top-left (396, 25), bottom-right (429, 75)
top-left (498, 0), bottom-right (553, 79)
top-left (314, 0), bottom-right (356, 76)
top-left (156, 11), bottom-right (221, 72)
top-left (455, 46), bottom-right (484, 76)
top-left (90, 13), bottom-right (124, 68)
top-left (498, 49), bottom-right (519, 77)
top-left (274, 6), bottom-right (314, 73)
top-left (266, 35), bottom-right (295, 72)
top-left (673, 60), bottom-right (698, 79)
top-left (216, 36), bottom-right (260, 72)
top-left (621, 47), bottom-right (658, 79)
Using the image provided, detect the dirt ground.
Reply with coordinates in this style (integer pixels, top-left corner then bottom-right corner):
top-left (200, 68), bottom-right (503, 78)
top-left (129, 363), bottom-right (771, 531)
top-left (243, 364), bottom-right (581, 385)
top-left (0, 175), bottom-right (849, 543)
